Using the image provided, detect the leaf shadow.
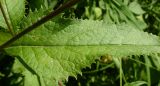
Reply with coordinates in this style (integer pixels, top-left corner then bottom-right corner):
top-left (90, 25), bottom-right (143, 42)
top-left (16, 56), bottom-right (42, 86)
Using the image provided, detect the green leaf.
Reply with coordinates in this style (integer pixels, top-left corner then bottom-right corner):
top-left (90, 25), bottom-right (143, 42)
top-left (2, 18), bottom-right (160, 86)
top-left (0, 31), bottom-right (11, 45)
top-left (124, 81), bottom-right (147, 86)
top-left (129, 1), bottom-right (145, 15)
top-left (0, 0), bottom-right (25, 30)
top-left (1, 8), bottom-right (160, 85)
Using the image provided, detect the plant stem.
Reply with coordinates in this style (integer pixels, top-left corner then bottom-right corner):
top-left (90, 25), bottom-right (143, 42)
top-left (119, 58), bottom-right (123, 86)
top-left (145, 56), bottom-right (151, 86)
top-left (0, 1), bottom-right (14, 36)
top-left (129, 57), bottom-right (159, 71)
top-left (0, 0), bottom-right (80, 51)
top-left (83, 63), bottom-right (114, 74)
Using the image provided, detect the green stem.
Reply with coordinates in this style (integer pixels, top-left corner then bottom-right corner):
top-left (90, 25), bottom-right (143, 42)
top-left (0, 1), bottom-right (14, 36)
top-left (0, 0), bottom-right (80, 51)
top-left (83, 63), bottom-right (114, 74)
top-left (119, 58), bottom-right (123, 86)
top-left (129, 57), bottom-right (160, 71)
top-left (145, 56), bottom-right (151, 86)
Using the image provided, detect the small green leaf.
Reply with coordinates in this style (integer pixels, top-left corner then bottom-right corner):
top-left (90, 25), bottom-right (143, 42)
top-left (129, 1), bottom-right (145, 15)
top-left (124, 81), bottom-right (147, 86)
top-left (0, 0), bottom-right (25, 30)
